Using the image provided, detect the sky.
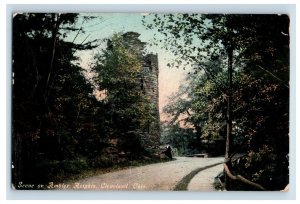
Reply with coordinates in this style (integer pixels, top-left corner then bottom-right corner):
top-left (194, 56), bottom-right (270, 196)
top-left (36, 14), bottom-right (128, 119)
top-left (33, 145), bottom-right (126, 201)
top-left (70, 13), bottom-right (191, 121)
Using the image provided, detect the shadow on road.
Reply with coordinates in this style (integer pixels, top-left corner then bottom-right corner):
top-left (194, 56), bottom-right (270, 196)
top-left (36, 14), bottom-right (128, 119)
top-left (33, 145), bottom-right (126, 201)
top-left (173, 161), bottom-right (223, 191)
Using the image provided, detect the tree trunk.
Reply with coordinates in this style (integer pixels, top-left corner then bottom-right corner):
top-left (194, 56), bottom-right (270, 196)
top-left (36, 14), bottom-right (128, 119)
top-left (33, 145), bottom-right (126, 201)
top-left (45, 13), bottom-right (60, 100)
top-left (225, 46), bottom-right (233, 159)
top-left (225, 45), bottom-right (233, 189)
top-left (223, 163), bottom-right (266, 191)
top-left (194, 124), bottom-right (202, 151)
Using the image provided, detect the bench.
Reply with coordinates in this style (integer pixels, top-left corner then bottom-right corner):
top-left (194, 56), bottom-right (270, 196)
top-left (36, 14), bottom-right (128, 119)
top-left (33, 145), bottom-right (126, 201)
top-left (186, 153), bottom-right (208, 158)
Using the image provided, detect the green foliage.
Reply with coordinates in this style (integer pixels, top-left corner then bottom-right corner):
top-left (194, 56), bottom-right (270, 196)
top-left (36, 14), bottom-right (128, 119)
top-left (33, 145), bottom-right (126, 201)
top-left (162, 68), bottom-right (227, 155)
top-left (87, 155), bottom-right (115, 168)
top-left (145, 14), bottom-right (289, 190)
top-left (12, 13), bottom-right (290, 190)
top-left (12, 13), bottom-right (104, 187)
top-left (60, 159), bottom-right (89, 174)
top-left (13, 15), bottom-right (157, 188)
top-left (92, 33), bottom-right (156, 155)
top-left (160, 123), bottom-right (196, 155)
top-left (245, 146), bottom-right (277, 182)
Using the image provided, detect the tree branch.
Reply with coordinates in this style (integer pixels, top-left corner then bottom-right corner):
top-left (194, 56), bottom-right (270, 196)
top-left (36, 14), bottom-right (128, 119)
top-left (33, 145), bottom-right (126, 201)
top-left (223, 163), bottom-right (267, 191)
top-left (256, 65), bottom-right (289, 88)
top-left (46, 13), bottom-right (61, 90)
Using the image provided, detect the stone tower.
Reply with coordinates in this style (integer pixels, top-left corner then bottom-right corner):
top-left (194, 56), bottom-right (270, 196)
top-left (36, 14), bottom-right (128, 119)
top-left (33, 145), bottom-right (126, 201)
top-left (122, 32), bottom-right (160, 148)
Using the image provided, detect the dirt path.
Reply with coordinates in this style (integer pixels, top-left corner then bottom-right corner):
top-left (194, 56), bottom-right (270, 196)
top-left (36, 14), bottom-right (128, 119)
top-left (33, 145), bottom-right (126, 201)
top-left (61, 157), bottom-right (224, 191)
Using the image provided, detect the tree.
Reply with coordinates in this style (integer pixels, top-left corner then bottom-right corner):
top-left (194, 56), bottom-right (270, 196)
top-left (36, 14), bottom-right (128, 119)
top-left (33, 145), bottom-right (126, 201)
top-left (163, 65), bottom-right (228, 155)
top-left (160, 122), bottom-right (196, 156)
top-left (229, 15), bottom-right (289, 190)
top-left (144, 14), bottom-right (245, 162)
top-left (92, 34), bottom-right (155, 157)
top-left (144, 14), bottom-right (289, 190)
top-left (12, 13), bottom-right (100, 186)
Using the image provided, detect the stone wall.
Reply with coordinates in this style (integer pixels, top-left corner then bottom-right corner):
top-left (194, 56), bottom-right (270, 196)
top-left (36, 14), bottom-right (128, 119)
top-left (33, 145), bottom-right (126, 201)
top-left (122, 32), bottom-right (160, 148)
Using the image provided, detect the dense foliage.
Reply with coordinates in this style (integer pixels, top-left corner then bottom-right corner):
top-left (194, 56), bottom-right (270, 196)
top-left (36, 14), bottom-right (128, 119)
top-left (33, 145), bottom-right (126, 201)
top-left (13, 13), bottom-right (102, 186)
top-left (12, 13), bottom-right (290, 191)
top-left (162, 70), bottom-right (228, 156)
top-left (91, 34), bottom-right (156, 157)
top-left (12, 14), bottom-right (157, 188)
top-left (144, 14), bottom-right (289, 190)
top-left (160, 122), bottom-right (197, 156)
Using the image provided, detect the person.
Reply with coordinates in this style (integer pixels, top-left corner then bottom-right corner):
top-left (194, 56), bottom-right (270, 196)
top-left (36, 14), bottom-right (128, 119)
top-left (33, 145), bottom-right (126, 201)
top-left (164, 145), bottom-right (172, 159)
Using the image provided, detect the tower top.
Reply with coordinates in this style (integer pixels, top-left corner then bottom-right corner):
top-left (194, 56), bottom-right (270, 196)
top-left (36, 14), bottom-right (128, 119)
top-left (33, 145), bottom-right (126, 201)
top-left (122, 32), bottom-right (146, 56)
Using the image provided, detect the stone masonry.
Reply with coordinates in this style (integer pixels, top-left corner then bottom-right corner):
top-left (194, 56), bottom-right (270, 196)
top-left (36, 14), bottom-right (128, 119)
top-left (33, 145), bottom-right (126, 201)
top-left (122, 32), bottom-right (160, 148)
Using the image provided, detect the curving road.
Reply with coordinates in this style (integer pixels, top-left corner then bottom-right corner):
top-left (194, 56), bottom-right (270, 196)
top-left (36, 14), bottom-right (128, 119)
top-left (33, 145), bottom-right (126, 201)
top-left (59, 157), bottom-right (224, 191)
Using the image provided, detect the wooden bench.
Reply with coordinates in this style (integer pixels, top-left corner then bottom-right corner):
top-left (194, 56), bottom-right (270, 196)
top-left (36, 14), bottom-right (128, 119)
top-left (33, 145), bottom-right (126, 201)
top-left (186, 153), bottom-right (208, 158)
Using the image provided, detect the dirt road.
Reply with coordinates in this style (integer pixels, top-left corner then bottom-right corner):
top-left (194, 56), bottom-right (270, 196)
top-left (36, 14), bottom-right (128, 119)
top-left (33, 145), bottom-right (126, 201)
top-left (60, 157), bottom-right (224, 191)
